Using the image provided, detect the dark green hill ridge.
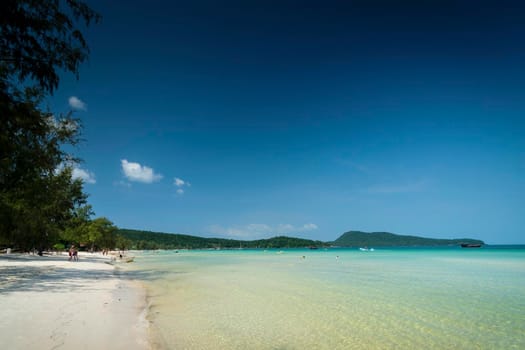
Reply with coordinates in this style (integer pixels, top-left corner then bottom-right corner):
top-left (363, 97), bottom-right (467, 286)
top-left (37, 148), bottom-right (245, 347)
top-left (117, 228), bottom-right (483, 250)
top-left (332, 231), bottom-right (484, 247)
top-left (117, 229), bottom-right (326, 250)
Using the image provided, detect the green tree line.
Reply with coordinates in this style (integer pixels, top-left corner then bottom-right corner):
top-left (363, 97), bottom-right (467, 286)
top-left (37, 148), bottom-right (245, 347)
top-left (0, 1), bottom-right (129, 253)
top-left (118, 229), bottom-right (328, 250)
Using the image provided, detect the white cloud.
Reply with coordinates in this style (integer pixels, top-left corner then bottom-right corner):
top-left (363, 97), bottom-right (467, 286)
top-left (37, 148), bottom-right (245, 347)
top-left (46, 115), bottom-right (58, 128)
top-left (72, 166), bottom-right (96, 184)
top-left (68, 96), bottom-right (87, 111)
top-left (174, 177), bottom-right (185, 187)
top-left (302, 223), bottom-right (318, 231)
top-left (46, 115), bottom-right (79, 132)
top-left (55, 163), bottom-right (95, 184)
top-left (121, 159), bottom-right (163, 183)
top-left (275, 223), bottom-right (318, 234)
top-left (207, 223), bottom-right (318, 239)
top-left (208, 224), bottom-right (272, 238)
top-left (174, 177), bottom-right (190, 194)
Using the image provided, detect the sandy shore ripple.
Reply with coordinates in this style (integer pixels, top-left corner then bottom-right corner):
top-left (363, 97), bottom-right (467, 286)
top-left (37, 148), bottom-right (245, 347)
top-left (0, 252), bottom-right (149, 350)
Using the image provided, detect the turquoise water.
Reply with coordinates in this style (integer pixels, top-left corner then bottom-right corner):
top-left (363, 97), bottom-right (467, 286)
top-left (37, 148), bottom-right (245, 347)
top-left (130, 247), bottom-right (525, 349)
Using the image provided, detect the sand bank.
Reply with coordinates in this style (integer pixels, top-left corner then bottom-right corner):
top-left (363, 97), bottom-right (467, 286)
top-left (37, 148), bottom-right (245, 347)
top-left (0, 252), bottom-right (149, 350)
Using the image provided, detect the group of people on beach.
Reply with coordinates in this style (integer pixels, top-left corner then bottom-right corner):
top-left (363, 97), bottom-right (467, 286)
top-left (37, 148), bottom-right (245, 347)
top-left (68, 245), bottom-right (78, 261)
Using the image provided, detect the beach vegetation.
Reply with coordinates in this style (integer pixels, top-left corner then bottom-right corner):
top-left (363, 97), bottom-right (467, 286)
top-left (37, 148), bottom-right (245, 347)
top-left (53, 242), bottom-right (65, 251)
top-left (115, 234), bottom-right (133, 251)
top-left (0, 0), bottom-right (100, 253)
top-left (84, 217), bottom-right (118, 251)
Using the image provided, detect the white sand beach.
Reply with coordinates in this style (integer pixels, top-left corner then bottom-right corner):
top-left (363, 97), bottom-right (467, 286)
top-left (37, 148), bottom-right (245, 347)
top-left (0, 252), bottom-right (149, 350)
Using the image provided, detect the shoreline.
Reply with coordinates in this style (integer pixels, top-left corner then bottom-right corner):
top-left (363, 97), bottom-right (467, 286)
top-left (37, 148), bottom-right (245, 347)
top-left (0, 252), bottom-right (150, 350)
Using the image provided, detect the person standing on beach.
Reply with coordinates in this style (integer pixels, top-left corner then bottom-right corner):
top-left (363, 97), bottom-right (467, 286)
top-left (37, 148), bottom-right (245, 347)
top-left (69, 245), bottom-right (78, 261)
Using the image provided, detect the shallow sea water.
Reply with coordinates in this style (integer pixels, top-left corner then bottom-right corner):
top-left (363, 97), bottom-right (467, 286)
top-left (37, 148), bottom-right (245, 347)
top-left (130, 247), bottom-right (525, 349)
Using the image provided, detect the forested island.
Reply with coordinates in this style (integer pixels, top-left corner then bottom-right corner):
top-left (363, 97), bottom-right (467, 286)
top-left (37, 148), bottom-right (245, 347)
top-left (332, 231), bottom-right (484, 247)
top-left (117, 228), bottom-right (483, 250)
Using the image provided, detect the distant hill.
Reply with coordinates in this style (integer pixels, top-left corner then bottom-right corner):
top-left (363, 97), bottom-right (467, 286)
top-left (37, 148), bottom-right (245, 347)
top-left (117, 228), bottom-right (483, 250)
top-left (332, 231), bottom-right (484, 247)
top-left (117, 228), bottom-right (327, 250)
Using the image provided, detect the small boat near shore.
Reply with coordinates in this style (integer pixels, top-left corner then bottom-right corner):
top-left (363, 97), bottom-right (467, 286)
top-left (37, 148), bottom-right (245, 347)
top-left (461, 243), bottom-right (482, 248)
top-left (106, 254), bottom-right (135, 264)
top-left (359, 247), bottom-right (375, 252)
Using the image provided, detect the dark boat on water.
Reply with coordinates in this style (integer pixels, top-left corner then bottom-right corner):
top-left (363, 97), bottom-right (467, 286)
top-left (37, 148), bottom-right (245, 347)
top-left (461, 243), bottom-right (482, 248)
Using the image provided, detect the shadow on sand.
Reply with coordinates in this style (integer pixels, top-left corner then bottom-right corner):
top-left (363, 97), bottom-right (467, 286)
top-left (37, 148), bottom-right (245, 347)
top-left (0, 255), bottom-right (167, 294)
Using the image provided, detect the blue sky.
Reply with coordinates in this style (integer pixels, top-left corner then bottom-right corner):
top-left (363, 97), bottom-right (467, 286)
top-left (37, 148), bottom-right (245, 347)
top-left (51, 0), bottom-right (524, 244)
